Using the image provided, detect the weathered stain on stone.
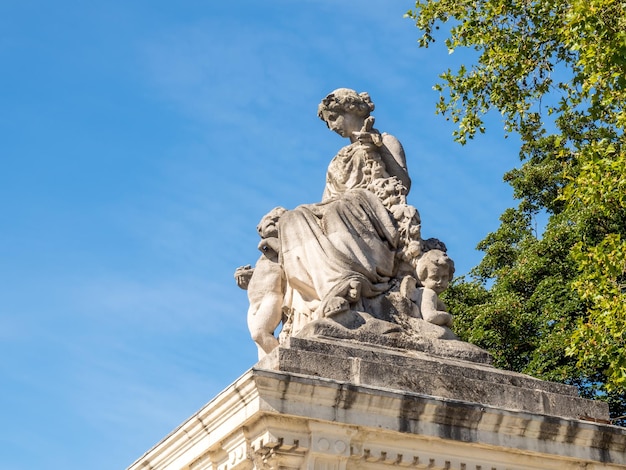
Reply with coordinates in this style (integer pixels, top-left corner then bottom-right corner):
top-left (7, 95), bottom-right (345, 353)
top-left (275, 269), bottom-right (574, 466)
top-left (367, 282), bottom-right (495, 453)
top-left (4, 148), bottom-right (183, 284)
top-left (397, 393), bottom-right (428, 434)
top-left (591, 425), bottom-right (618, 463)
top-left (334, 383), bottom-right (360, 411)
top-left (434, 402), bottom-right (482, 443)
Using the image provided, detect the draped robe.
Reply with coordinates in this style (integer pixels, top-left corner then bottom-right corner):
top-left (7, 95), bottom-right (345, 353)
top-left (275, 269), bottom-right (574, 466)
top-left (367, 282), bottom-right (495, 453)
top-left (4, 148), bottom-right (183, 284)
top-left (278, 141), bottom-right (400, 332)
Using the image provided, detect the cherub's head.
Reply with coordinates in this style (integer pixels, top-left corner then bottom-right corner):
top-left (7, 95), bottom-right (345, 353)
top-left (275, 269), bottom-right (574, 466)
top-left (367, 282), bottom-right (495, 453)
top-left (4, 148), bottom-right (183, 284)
top-left (256, 207), bottom-right (287, 239)
top-left (415, 249), bottom-right (455, 294)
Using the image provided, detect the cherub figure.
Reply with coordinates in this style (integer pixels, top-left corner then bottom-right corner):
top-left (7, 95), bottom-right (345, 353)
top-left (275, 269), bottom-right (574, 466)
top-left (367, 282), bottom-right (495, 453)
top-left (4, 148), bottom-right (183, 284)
top-left (401, 249), bottom-right (455, 327)
top-left (234, 207), bottom-right (287, 359)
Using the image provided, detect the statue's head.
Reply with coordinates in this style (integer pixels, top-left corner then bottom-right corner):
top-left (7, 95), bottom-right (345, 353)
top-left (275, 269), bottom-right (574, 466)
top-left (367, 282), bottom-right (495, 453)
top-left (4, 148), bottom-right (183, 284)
top-left (415, 249), bottom-right (455, 294)
top-left (256, 206), bottom-right (287, 238)
top-left (318, 89), bottom-right (375, 129)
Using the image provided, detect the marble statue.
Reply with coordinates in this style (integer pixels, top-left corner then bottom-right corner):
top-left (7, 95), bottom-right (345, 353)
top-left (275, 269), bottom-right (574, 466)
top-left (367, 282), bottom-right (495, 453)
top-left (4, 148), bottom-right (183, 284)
top-left (237, 207), bottom-right (287, 359)
top-left (401, 249), bottom-right (455, 327)
top-left (236, 88), bottom-right (490, 363)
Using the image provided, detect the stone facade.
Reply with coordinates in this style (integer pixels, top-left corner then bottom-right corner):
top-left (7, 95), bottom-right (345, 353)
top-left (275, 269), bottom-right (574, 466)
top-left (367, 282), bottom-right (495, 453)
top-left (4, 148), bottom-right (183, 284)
top-left (128, 338), bottom-right (626, 470)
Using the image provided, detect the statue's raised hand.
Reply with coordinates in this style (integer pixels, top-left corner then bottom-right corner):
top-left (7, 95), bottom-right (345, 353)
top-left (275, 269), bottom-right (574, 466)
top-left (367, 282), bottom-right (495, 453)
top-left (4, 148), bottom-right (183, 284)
top-left (352, 116), bottom-right (383, 148)
top-left (234, 265), bottom-right (254, 290)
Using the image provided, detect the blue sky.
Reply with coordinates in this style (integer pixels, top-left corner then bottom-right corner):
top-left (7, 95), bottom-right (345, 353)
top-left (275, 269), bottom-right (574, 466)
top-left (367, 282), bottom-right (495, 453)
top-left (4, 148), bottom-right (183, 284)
top-left (0, 1), bottom-right (521, 468)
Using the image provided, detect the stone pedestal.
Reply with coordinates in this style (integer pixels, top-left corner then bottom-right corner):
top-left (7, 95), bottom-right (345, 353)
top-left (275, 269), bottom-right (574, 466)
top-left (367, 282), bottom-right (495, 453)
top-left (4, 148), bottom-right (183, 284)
top-left (128, 338), bottom-right (626, 469)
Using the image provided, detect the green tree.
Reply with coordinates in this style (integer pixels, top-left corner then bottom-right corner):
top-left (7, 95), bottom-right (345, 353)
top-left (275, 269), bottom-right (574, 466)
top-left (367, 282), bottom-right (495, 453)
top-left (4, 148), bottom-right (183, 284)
top-left (406, 0), bottom-right (626, 422)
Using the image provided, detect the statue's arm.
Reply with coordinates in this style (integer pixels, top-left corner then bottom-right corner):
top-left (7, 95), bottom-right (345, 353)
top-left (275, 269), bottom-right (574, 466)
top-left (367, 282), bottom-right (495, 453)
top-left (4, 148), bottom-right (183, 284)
top-left (258, 237), bottom-right (280, 259)
top-left (380, 133), bottom-right (411, 192)
top-left (234, 264), bottom-right (254, 290)
top-left (420, 288), bottom-right (453, 326)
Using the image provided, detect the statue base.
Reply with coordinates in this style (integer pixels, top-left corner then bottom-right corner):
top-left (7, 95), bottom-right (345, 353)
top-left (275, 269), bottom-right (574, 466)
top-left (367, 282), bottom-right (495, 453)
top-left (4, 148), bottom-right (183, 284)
top-left (128, 338), bottom-right (626, 469)
top-left (260, 336), bottom-right (607, 421)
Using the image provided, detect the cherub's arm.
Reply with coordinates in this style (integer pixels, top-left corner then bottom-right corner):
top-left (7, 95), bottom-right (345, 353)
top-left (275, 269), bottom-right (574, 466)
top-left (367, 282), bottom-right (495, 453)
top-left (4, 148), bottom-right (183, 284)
top-left (420, 287), bottom-right (453, 327)
top-left (258, 237), bottom-right (280, 262)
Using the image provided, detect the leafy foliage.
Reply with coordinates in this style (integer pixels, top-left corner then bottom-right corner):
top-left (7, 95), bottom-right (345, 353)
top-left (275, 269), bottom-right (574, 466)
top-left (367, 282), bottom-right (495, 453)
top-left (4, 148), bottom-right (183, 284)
top-left (408, 0), bottom-right (626, 423)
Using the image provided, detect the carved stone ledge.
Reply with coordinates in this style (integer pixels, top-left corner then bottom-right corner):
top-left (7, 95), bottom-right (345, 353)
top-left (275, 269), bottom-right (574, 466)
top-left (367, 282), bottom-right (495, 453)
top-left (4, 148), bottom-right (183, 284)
top-left (129, 363), bottom-right (626, 470)
top-left (257, 337), bottom-right (607, 422)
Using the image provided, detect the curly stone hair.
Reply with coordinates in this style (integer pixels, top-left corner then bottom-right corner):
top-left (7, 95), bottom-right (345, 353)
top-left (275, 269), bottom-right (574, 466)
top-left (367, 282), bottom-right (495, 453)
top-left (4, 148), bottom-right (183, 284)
top-left (415, 249), bottom-right (455, 283)
top-left (317, 88), bottom-right (375, 120)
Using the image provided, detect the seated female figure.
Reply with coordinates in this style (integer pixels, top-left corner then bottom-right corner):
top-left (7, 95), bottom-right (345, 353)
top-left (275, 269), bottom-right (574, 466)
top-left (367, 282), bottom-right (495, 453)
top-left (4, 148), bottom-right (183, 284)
top-left (278, 89), bottom-right (414, 332)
